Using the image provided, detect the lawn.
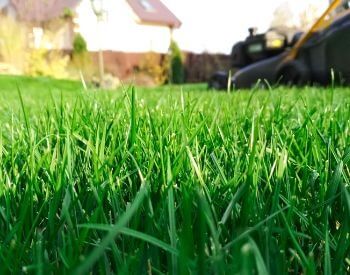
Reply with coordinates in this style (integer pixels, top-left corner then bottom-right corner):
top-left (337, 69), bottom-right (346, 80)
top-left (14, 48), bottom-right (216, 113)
top-left (0, 74), bottom-right (349, 274)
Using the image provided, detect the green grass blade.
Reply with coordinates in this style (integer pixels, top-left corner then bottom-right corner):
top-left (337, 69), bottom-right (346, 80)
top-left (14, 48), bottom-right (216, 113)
top-left (74, 183), bottom-right (148, 274)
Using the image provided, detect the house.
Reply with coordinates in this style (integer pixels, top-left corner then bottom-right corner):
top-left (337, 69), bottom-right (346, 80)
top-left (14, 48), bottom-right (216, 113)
top-left (0, 0), bottom-right (180, 51)
top-left (75, 0), bottom-right (181, 53)
top-left (74, 0), bottom-right (181, 78)
top-left (0, 0), bottom-right (181, 78)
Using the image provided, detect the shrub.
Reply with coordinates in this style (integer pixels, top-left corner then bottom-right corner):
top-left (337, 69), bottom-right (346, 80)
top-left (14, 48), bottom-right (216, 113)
top-left (139, 52), bottom-right (169, 85)
top-left (73, 33), bottom-right (87, 55)
top-left (0, 15), bottom-right (70, 78)
top-left (0, 16), bottom-right (27, 72)
top-left (71, 33), bottom-right (96, 81)
top-left (169, 40), bottom-right (184, 84)
top-left (26, 48), bottom-right (69, 79)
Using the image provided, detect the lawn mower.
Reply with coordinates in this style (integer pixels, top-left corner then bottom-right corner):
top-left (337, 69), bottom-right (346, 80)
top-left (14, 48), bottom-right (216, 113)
top-left (209, 0), bottom-right (350, 89)
top-left (208, 26), bottom-right (298, 89)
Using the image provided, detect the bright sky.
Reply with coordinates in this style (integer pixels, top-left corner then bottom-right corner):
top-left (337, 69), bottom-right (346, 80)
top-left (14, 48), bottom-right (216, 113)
top-left (162, 0), bottom-right (329, 54)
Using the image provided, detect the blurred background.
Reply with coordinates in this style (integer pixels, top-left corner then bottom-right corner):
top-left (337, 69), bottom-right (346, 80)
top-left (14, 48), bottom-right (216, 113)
top-left (0, 0), bottom-right (334, 87)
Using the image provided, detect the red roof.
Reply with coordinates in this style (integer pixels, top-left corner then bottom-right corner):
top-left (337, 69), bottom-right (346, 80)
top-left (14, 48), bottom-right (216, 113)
top-left (126, 0), bottom-right (181, 28)
top-left (10, 0), bottom-right (80, 22)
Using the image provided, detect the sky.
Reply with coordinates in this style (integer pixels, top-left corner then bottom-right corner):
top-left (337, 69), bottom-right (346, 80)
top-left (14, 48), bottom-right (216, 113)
top-left (162, 0), bottom-right (329, 54)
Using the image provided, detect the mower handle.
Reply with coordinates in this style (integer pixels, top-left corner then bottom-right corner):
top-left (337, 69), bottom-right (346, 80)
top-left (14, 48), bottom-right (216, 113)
top-left (286, 0), bottom-right (343, 61)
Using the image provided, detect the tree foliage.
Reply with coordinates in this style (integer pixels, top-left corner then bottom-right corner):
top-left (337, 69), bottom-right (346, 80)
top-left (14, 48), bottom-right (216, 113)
top-left (270, 2), bottom-right (321, 31)
top-left (169, 40), bottom-right (184, 84)
top-left (73, 33), bottom-right (88, 55)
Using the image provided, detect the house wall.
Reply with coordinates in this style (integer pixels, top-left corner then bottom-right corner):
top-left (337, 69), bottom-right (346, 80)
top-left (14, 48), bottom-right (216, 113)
top-left (75, 0), bottom-right (172, 53)
top-left (34, 20), bottom-right (74, 50)
top-left (20, 22), bottom-right (73, 50)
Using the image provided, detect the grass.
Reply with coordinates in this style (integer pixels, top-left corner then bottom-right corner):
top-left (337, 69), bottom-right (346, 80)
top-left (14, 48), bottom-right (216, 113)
top-left (0, 74), bottom-right (349, 274)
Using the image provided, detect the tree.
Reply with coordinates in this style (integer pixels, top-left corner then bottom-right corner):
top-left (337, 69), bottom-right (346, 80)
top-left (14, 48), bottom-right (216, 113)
top-left (169, 40), bottom-right (184, 84)
top-left (270, 2), bottom-right (295, 29)
top-left (270, 1), bottom-right (322, 31)
top-left (298, 4), bottom-right (321, 31)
